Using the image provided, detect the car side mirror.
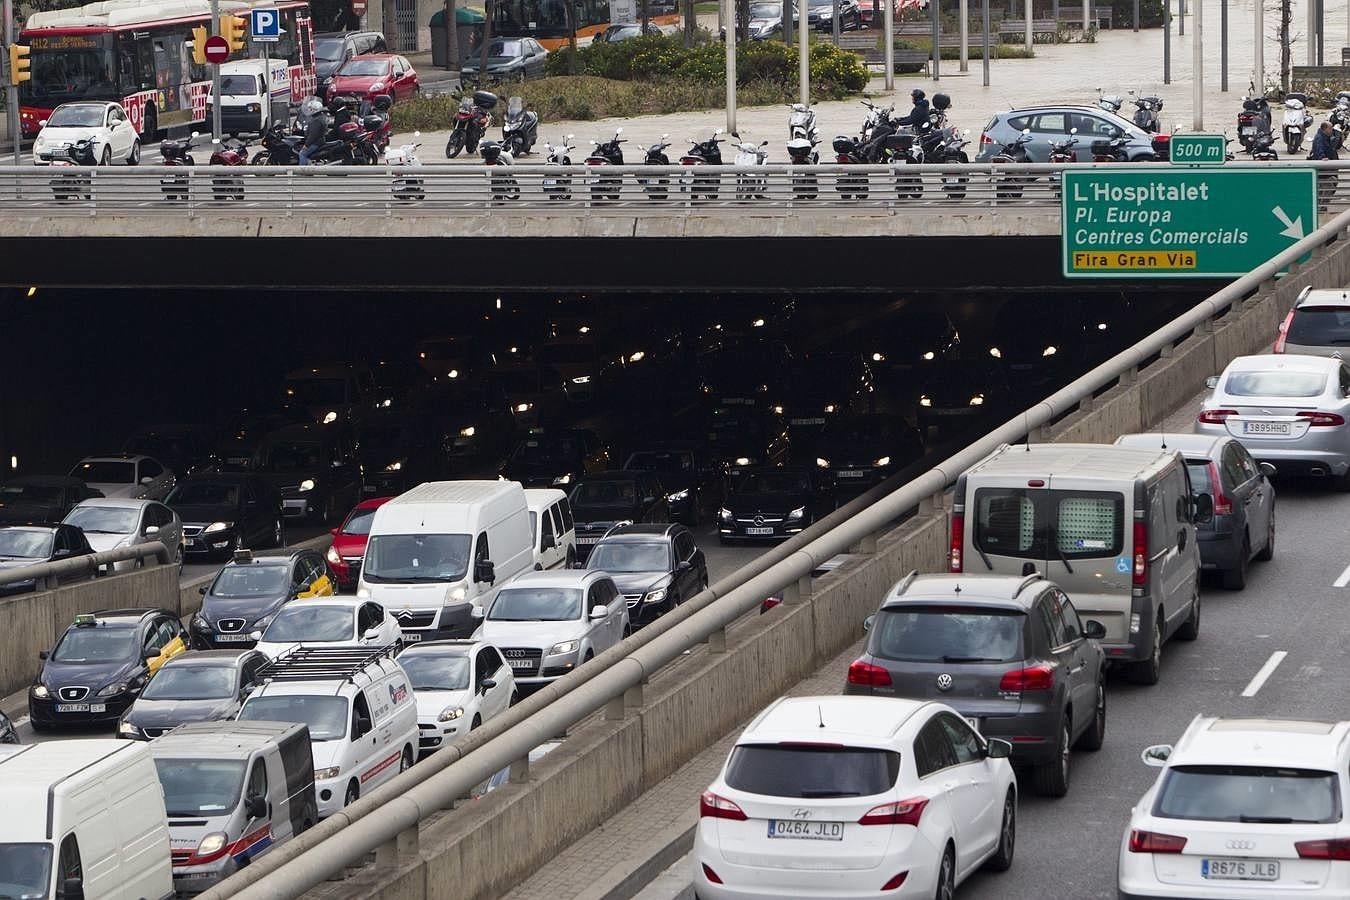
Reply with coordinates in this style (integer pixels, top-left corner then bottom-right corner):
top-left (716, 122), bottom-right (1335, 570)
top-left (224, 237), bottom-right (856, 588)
top-left (480, 677), bottom-right (497, 692)
top-left (330, 527), bottom-right (340, 537)
top-left (1083, 619), bottom-right (1107, 640)
top-left (249, 630), bottom-right (263, 641)
top-left (590, 604), bottom-right (609, 620)
top-left (1259, 461), bottom-right (1277, 478)
top-left (471, 606), bottom-right (485, 620)
top-left (144, 652), bottom-right (159, 664)
top-left (362, 626), bottom-right (382, 641)
top-left (985, 738), bottom-right (1012, 759)
top-left (143, 524), bottom-right (159, 536)
top-left (245, 794), bottom-right (267, 820)
top-left (62, 878), bottom-right (84, 900)
top-left (1204, 375), bottom-right (1220, 390)
top-left (1193, 492), bottom-right (1214, 525)
top-left (676, 560), bottom-right (692, 573)
top-left (52, 548), bottom-right (71, 559)
top-left (1141, 744), bottom-right (1173, 767)
top-left (140, 475), bottom-right (155, 484)
top-left (475, 560), bottom-right (495, 584)
top-left (199, 585), bottom-right (208, 595)
top-left (39, 119), bottom-right (48, 127)
top-left (863, 614), bottom-right (875, 633)
top-left (355, 713), bottom-right (373, 736)
top-left (38, 649), bottom-right (48, 660)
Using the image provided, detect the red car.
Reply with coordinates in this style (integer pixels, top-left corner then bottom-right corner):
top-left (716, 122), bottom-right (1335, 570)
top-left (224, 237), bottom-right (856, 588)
top-left (324, 54), bottom-right (420, 103)
top-left (326, 496), bottom-right (393, 589)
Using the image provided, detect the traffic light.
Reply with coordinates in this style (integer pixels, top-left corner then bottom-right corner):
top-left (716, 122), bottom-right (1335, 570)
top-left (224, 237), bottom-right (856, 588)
top-left (190, 25), bottom-right (209, 65)
top-left (220, 14), bottom-right (247, 52)
top-left (8, 44), bottom-right (30, 86)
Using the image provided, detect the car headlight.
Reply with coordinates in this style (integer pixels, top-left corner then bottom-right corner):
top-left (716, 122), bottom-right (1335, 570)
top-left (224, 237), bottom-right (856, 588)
top-left (1042, 345), bottom-right (1058, 357)
top-left (872, 352), bottom-right (886, 362)
top-left (550, 639), bottom-right (579, 655)
top-left (357, 587), bottom-right (371, 598)
top-left (515, 402), bottom-right (532, 413)
top-left (734, 456), bottom-right (750, 466)
top-left (459, 426), bottom-right (476, 437)
top-left (719, 507), bottom-right (733, 522)
top-left (384, 460), bottom-right (403, 472)
top-left (571, 375), bottom-right (591, 384)
top-left (97, 681), bottom-right (128, 697)
top-left (919, 396), bottom-right (933, 407)
top-left (772, 404), bottom-right (784, 414)
top-left (196, 833), bottom-right (228, 857)
top-left (824, 404), bottom-right (836, 414)
top-left (552, 473), bottom-right (572, 486)
top-left (298, 478), bottom-right (317, 492)
top-left (192, 611), bottom-right (209, 629)
top-left (252, 613), bottom-right (276, 631)
top-left (314, 766), bottom-right (341, 780)
top-left (666, 488), bottom-right (689, 501)
top-left (118, 720), bottom-right (142, 736)
top-left (922, 351), bottom-right (936, 361)
top-left (322, 411), bottom-right (338, 424)
top-left (31, 684), bottom-right (49, 699)
top-left (438, 706), bottom-right (465, 722)
top-left (204, 521), bottom-right (230, 533)
top-left (988, 346), bottom-right (1002, 358)
top-left (874, 456), bottom-right (891, 467)
top-left (969, 394), bottom-right (985, 406)
top-left (643, 587), bottom-right (667, 604)
top-left (446, 583), bottom-right (468, 603)
top-left (816, 457), bottom-right (830, 469)
top-left (326, 546), bottom-right (341, 565)
top-left (787, 505), bottom-right (805, 520)
top-left (370, 82), bottom-right (385, 91)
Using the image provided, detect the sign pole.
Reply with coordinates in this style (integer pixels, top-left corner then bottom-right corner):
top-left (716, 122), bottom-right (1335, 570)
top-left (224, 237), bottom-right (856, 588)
top-left (930, 0), bottom-right (939, 80)
top-left (262, 41), bottom-right (269, 127)
top-left (1193, 0), bottom-right (1202, 130)
top-left (4, 0), bottom-right (18, 166)
top-left (1253, 0), bottom-right (1262, 95)
top-left (799, 0), bottom-right (809, 102)
top-left (959, 0), bottom-right (968, 73)
top-left (723, 0), bottom-right (735, 133)
top-left (1220, 0), bottom-right (1227, 91)
top-left (981, 0), bottom-right (989, 85)
top-left (1163, 0), bottom-right (1171, 83)
top-left (884, 0), bottom-right (895, 89)
top-left (210, 0), bottom-right (221, 142)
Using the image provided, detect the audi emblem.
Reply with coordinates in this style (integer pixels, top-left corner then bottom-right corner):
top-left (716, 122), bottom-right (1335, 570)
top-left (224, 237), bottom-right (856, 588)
top-left (1225, 839), bottom-right (1256, 850)
top-left (935, 673), bottom-right (954, 691)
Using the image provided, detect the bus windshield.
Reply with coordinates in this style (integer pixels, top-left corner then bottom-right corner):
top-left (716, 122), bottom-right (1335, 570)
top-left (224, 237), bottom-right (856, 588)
top-left (21, 37), bottom-right (120, 104)
top-left (492, 0), bottom-right (610, 36)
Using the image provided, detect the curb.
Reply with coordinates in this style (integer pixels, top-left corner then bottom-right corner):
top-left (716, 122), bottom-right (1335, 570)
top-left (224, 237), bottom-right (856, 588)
top-left (573, 813), bottom-right (696, 900)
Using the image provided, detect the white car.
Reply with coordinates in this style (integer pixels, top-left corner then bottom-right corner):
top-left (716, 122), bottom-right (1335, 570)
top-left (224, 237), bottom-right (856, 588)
top-left (252, 597), bottom-right (403, 658)
top-left (694, 695), bottom-right (1017, 899)
top-left (1119, 716), bottom-right (1350, 899)
top-left (62, 498), bottom-right (183, 571)
top-left (472, 569), bottom-right (628, 688)
top-left (32, 101), bottom-right (141, 166)
top-left (69, 454), bottom-right (175, 501)
top-left (398, 639), bottom-right (516, 759)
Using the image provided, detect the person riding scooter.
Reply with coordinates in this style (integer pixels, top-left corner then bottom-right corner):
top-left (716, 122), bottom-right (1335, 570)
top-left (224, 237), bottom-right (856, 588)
top-left (893, 89), bottom-right (932, 130)
top-left (298, 97), bottom-right (326, 166)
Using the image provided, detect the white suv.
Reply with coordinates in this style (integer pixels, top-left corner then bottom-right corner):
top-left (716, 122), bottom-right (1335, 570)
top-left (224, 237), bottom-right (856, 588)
top-left (1119, 716), bottom-right (1350, 899)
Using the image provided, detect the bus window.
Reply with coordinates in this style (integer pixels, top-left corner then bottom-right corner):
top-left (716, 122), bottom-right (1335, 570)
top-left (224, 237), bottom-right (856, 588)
top-left (133, 37), bottom-right (156, 92)
top-left (21, 37), bottom-right (119, 103)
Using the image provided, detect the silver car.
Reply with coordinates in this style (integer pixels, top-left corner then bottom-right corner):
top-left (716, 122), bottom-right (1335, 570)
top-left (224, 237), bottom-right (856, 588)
top-left (976, 106), bottom-right (1158, 162)
top-left (1274, 287), bottom-right (1350, 357)
top-left (68, 454), bottom-right (175, 501)
top-left (62, 497), bottom-right (184, 570)
top-left (1195, 353), bottom-right (1350, 486)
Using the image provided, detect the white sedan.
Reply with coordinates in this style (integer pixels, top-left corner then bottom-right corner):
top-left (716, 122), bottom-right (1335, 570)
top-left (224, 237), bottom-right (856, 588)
top-left (32, 101), bottom-right (141, 166)
top-left (399, 639), bottom-right (515, 760)
top-left (62, 498), bottom-right (184, 571)
top-left (252, 597), bottom-right (403, 658)
top-left (69, 454), bottom-right (175, 501)
top-left (695, 695), bottom-right (1016, 898)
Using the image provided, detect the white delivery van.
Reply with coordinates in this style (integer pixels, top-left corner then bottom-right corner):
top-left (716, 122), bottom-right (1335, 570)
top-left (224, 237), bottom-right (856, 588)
top-left (206, 58), bottom-right (292, 136)
top-left (525, 487), bottom-right (577, 570)
top-left (0, 740), bottom-right (173, 900)
top-left (951, 443), bottom-right (1209, 686)
top-left (237, 647), bottom-right (419, 818)
top-left (358, 481), bottom-right (534, 641)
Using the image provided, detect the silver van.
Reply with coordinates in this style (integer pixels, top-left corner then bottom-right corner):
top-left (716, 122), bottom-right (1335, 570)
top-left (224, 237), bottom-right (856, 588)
top-left (951, 443), bottom-right (1211, 685)
top-left (150, 720), bottom-right (317, 893)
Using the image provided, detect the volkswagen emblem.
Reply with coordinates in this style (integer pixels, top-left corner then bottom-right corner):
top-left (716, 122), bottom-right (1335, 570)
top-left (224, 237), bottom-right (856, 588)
top-left (753, 515), bottom-right (765, 526)
top-left (1225, 839), bottom-right (1256, 850)
top-left (935, 673), bottom-right (954, 691)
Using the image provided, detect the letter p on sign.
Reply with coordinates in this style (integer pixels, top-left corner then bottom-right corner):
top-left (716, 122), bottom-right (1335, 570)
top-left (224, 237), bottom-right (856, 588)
top-left (250, 8), bottom-right (281, 40)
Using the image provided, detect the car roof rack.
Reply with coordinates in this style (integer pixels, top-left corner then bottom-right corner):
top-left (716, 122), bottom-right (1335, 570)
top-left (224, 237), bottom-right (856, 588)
top-left (255, 645), bottom-right (398, 684)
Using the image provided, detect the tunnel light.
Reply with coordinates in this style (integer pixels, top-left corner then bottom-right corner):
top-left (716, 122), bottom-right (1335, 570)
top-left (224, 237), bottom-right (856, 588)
top-left (922, 351), bottom-right (935, 361)
top-left (872, 352), bottom-right (885, 362)
top-left (988, 347), bottom-right (1002, 359)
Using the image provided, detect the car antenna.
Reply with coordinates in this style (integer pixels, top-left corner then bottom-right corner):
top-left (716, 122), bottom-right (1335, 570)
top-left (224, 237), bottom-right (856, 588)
top-left (1024, 410), bottom-right (1032, 451)
top-left (817, 704), bottom-right (826, 729)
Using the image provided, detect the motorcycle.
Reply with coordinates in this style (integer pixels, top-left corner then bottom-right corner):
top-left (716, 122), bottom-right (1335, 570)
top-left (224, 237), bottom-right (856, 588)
top-left (446, 90), bottom-right (495, 158)
top-left (585, 127), bottom-right (626, 202)
top-left (992, 127), bottom-right (1034, 200)
top-left (681, 129), bottom-right (725, 201)
top-left (542, 134), bottom-right (576, 201)
top-left (786, 136), bottom-right (819, 199)
top-left (859, 100), bottom-right (896, 143)
top-left (1331, 92), bottom-right (1350, 151)
top-left (884, 129), bottom-right (924, 200)
top-left (788, 102), bottom-right (820, 146)
top-left (731, 135), bottom-right (769, 199)
top-left (1283, 92), bottom-right (1313, 155)
top-left (48, 138), bottom-right (97, 201)
top-left (1095, 88), bottom-right (1124, 114)
top-left (1047, 128), bottom-right (1078, 199)
top-left (251, 120), bottom-right (304, 165)
top-left (208, 136), bottom-right (248, 200)
top-left (1090, 135), bottom-right (1131, 162)
top-left (502, 96), bottom-right (539, 158)
top-left (159, 131), bottom-right (199, 200)
top-left (1241, 129), bottom-right (1279, 161)
top-left (480, 139), bottom-right (519, 201)
top-left (637, 133), bottom-right (673, 200)
top-left (933, 127), bottom-right (971, 200)
top-left (385, 130), bottom-right (424, 201)
top-left (832, 135), bottom-right (869, 199)
top-left (1132, 92), bottom-right (1164, 133)
top-left (1238, 95), bottom-right (1273, 152)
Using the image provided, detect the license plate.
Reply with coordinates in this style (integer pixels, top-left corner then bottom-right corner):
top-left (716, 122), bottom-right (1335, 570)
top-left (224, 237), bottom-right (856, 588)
top-left (577, 537), bottom-right (599, 545)
top-left (215, 633), bottom-right (252, 643)
top-left (745, 527), bottom-right (775, 536)
top-left (1202, 858), bottom-right (1280, 881)
top-left (837, 469), bottom-right (865, 478)
top-left (400, 632), bottom-right (423, 642)
top-left (790, 417), bottom-right (826, 425)
top-left (1241, 125), bottom-right (1257, 134)
top-left (1243, 421), bottom-right (1291, 435)
top-left (767, 820), bottom-right (844, 841)
top-left (507, 659), bottom-right (534, 670)
top-left (56, 703), bottom-right (105, 713)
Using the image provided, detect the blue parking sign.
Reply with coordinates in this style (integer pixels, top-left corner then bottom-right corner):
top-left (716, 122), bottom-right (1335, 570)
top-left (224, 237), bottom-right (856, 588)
top-left (250, 8), bottom-right (281, 40)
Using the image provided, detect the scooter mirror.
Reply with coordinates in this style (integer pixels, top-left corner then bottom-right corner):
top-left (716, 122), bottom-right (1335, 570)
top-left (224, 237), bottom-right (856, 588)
top-left (616, 126), bottom-right (623, 133)
top-left (760, 140), bottom-right (769, 146)
top-left (714, 128), bottom-right (723, 135)
top-left (190, 131), bottom-right (199, 138)
top-left (566, 133), bottom-right (574, 139)
top-left (1070, 127), bottom-right (1078, 134)
top-left (414, 130), bottom-right (421, 137)
top-left (212, 137), bottom-right (221, 144)
top-left (661, 132), bottom-right (669, 138)
top-left (1021, 128), bottom-right (1031, 135)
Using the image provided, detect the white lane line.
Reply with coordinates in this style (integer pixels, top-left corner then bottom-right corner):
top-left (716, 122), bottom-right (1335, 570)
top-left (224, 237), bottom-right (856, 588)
top-left (1334, 564), bottom-right (1350, 588)
top-left (1242, 651), bottom-right (1288, 698)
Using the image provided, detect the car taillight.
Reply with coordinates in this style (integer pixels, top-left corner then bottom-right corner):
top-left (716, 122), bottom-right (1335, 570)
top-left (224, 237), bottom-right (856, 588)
top-left (998, 664), bottom-right (1053, 692)
top-left (847, 659), bottom-right (893, 687)
top-left (1207, 462), bottom-right (1232, 516)
top-left (1133, 520), bottom-right (1148, 586)
top-left (759, 596), bottom-right (782, 614)
top-left (1197, 409), bottom-right (1237, 425)
top-left (980, 131), bottom-right (994, 144)
top-left (1128, 830), bottom-right (1187, 853)
top-left (699, 791), bottom-right (747, 821)
top-left (701, 863), bottom-right (724, 884)
top-left (1296, 838), bottom-right (1350, 860)
top-left (584, 159), bottom-right (607, 166)
top-left (836, 153), bottom-right (851, 163)
top-left (859, 796), bottom-right (928, 826)
top-left (1274, 309), bottom-right (1295, 352)
top-left (948, 512), bottom-right (963, 572)
top-left (881, 872), bottom-right (910, 890)
top-left (1298, 410), bottom-right (1346, 426)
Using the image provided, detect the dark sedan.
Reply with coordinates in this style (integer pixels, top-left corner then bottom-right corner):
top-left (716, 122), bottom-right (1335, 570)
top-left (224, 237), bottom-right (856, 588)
top-left (500, 427), bottom-right (609, 488)
top-left (190, 549), bottom-right (336, 649)
top-left (167, 473), bottom-right (283, 559)
top-left (915, 357), bottom-right (1010, 430)
top-left (250, 422), bottom-right (364, 524)
top-left (623, 443), bottom-right (715, 526)
top-left (808, 413), bottom-right (925, 498)
top-left (0, 523), bottom-right (97, 596)
top-left (117, 649), bottom-right (267, 740)
top-left (0, 475), bottom-right (102, 525)
top-left (569, 471), bottom-right (670, 562)
top-left (781, 352), bottom-right (875, 443)
top-left (717, 465), bottom-right (823, 543)
top-left (461, 38), bottom-right (548, 81)
top-left (585, 524), bottom-right (707, 627)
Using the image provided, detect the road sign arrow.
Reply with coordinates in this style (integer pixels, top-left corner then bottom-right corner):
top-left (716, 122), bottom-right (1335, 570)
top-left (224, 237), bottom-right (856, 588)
top-left (1273, 206), bottom-right (1306, 240)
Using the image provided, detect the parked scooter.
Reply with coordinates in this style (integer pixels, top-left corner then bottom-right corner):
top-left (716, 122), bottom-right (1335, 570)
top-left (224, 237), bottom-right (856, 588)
top-left (480, 139), bottom-right (519, 201)
top-left (786, 136), bottom-right (819, 199)
top-left (208, 136), bottom-right (248, 200)
top-left (933, 127), bottom-right (971, 199)
top-left (885, 129), bottom-right (924, 200)
top-left (1131, 92), bottom-right (1164, 133)
top-left (159, 131), bottom-right (199, 200)
top-left (385, 130), bottom-right (424, 201)
top-left (1237, 94), bottom-right (1273, 152)
top-left (48, 138), bottom-right (97, 200)
top-left (1095, 88), bottom-right (1124, 114)
top-left (1330, 92), bottom-right (1350, 150)
top-left (637, 133), bottom-right (673, 200)
top-left (681, 129), bottom-right (725, 201)
top-left (1283, 92), bottom-right (1313, 155)
top-left (502, 95), bottom-right (539, 157)
top-left (731, 135), bottom-right (769, 199)
top-left (1090, 135), bottom-right (1131, 162)
top-left (788, 102), bottom-right (820, 145)
top-left (543, 134), bottom-right (576, 201)
top-left (992, 127), bottom-right (1034, 200)
top-left (446, 90), bottom-right (496, 158)
top-left (586, 127), bottom-right (626, 202)
top-left (1047, 128), bottom-right (1079, 199)
top-left (1241, 129), bottom-right (1279, 161)
top-left (859, 100), bottom-right (896, 142)
top-left (832, 134), bottom-right (869, 199)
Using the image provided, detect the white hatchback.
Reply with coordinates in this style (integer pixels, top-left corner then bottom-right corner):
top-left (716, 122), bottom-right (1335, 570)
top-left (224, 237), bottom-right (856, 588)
top-left (32, 101), bottom-right (141, 165)
top-left (252, 597), bottom-right (403, 658)
top-left (694, 695), bottom-right (1016, 899)
top-left (1119, 716), bottom-right (1350, 899)
top-left (399, 639), bottom-right (516, 759)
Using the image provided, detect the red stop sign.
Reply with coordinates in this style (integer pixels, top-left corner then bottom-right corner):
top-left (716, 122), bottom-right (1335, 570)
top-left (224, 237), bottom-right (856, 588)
top-left (351, 0), bottom-right (367, 15)
top-left (204, 35), bottom-right (230, 64)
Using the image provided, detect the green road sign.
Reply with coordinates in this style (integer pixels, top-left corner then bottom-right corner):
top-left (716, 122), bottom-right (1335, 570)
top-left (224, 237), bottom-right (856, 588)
top-left (1169, 133), bottom-right (1228, 166)
top-left (1061, 167), bottom-right (1318, 279)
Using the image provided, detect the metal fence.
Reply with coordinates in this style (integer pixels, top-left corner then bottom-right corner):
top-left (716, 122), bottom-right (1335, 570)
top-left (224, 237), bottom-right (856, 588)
top-left (195, 205), bottom-right (1350, 900)
top-left (0, 160), bottom-right (1346, 217)
top-left (0, 542), bottom-right (172, 589)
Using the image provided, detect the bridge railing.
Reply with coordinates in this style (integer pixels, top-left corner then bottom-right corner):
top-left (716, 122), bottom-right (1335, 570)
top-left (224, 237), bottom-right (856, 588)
top-left (2, 160), bottom-right (1346, 215)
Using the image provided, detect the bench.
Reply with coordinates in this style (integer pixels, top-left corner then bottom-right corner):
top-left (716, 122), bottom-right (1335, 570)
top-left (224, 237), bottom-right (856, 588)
top-left (1055, 5), bottom-right (1112, 28)
top-left (999, 17), bottom-right (1059, 40)
top-left (837, 32), bottom-right (931, 72)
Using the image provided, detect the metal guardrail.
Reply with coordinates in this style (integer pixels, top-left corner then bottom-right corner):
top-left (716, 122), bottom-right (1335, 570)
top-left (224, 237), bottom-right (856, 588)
top-left (0, 542), bottom-right (172, 589)
top-left (198, 208), bottom-right (1350, 900)
top-left (1, 160), bottom-right (1347, 217)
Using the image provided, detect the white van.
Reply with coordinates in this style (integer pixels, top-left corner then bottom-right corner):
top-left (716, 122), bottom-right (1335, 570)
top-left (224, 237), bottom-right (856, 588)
top-left (951, 443), bottom-right (1209, 686)
top-left (525, 487), bottom-right (577, 570)
top-left (206, 58), bottom-right (292, 135)
top-left (236, 647), bottom-right (419, 818)
top-left (0, 740), bottom-right (173, 900)
top-left (150, 720), bottom-right (317, 893)
top-left (358, 481), bottom-right (534, 641)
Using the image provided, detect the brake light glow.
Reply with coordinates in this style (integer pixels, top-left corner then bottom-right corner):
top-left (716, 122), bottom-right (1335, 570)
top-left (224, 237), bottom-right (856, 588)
top-left (847, 659), bottom-right (893, 687)
top-left (881, 872), bottom-right (910, 890)
top-left (1274, 309), bottom-right (1295, 352)
top-left (1197, 409), bottom-right (1238, 424)
top-left (1296, 838), bottom-right (1350, 860)
top-left (1207, 462), bottom-right (1232, 516)
top-left (1128, 830), bottom-right (1187, 853)
top-left (699, 791), bottom-right (747, 821)
top-left (859, 797), bottom-right (928, 826)
top-left (701, 863), bottom-right (724, 884)
top-left (1298, 410), bottom-right (1346, 426)
top-left (998, 664), bottom-right (1054, 692)
top-left (980, 132), bottom-right (994, 144)
top-left (836, 154), bottom-right (851, 163)
top-left (948, 512), bottom-right (963, 572)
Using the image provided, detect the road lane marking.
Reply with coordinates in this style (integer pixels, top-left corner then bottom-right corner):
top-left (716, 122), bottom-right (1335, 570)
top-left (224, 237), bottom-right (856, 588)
top-left (1241, 651), bottom-right (1288, 697)
top-left (1334, 564), bottom-right (1350, 587)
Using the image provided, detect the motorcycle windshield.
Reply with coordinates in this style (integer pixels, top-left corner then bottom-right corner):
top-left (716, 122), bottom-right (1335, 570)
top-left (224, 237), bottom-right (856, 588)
top-left (507, 96), bottom-right (523, 117)
top-left (458, 97), bottom-right (474, 112)
top-left (790, 111), bottom-right (812, 127)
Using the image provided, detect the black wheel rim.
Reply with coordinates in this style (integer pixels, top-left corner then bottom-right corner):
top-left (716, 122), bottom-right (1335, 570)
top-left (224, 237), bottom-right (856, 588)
top-left (939, 852), bottom-right (954, 900)
top-left (1060, 722), bottom-right (1070, 781)
top-left (1001, 798), bottom-right (1015, 855)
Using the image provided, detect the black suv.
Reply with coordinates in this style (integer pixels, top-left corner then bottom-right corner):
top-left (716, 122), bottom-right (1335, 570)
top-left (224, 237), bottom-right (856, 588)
top-left (190, 548), bottom-right (337, 649)
top-left (717, 465), bottom-right (822, 544)
top-left (316, 30), bottom-right (389, 86)
top-left (807, 413), bottom-right (925, 498)
top-left (845, 572), bottom-right (1106, 797)
top-left (623, 442), bottom-right (714, 526)
top-left (585, 523), bottom-right (708, 626)
top-left (167, 473), bottom-right (283, 559)
top-left (569, 471), bottom-right (669, 561)
top-left (500, 427), bottom-right (608, 488)
top-left (250, 422), bottom-right (363, 523)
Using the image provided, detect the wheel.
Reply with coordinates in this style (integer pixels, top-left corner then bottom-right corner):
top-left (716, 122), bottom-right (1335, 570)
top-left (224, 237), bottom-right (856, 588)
top-left (1177, 592), bottom-right (1201, 640)
top-left (1254, 506), bottom-right (1275, 561)
top-left (173, 543), bottom-right (184, 572)
top-left (983, 790), bottom-right (1016, 871)
top-left (251, 150), bottom-right (271, 165)
top-left (1336, 468), bottom-right (1350, 492)
top-left (127, 140), bottom-right (140, 165)
top-left (1031, 718), bottom-right (1071, 797)
top-left (29, 717), bottom-right (51, 734)
top-left (1127, 618), bottom-right (1163, 685)
top-left (1074, 680), bottom-right (1106, 751)
top-left (447, 131), bottom-right (464, 158)
top-left (272, 518), bottom-right (284, 548)
top-left (1288, 140), bottom-right (1298, 155)
top-left (1221, 538), bottom-right (1249, 590)
top-left (399, 746), bottom-right (413, 773)
top-left (934, 844), bottom-right (955, 900)
top-left (100, 145), bottom-right (112, 166)
top-left (343, 780), bottom-right (359, 807)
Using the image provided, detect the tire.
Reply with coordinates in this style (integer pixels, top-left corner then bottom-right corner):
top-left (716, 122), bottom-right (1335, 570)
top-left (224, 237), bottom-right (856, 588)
top-left (100, 145), bottom-right (112, 166)
top-left (1177, 592), bottom-right (1201, 640)
top-left (1254, 505), bottom-right (1275, 561)
top-left (447, 131), bottom-right (464, 158)
top-left (343, 780), bottom-right (359, 807)
top-left (1032, 718), bottom-right (1071, 797)
top-left (1127, 618), bottom-right (1163, 685)
top-left (29, 717), bottom-right (51, 734)
top-left (565, 547), bottom-right (576, 569)
top-left (251, 150), bottom-right (271, 165)
top-left (399, 746), bottom-right (413, 773)
top-left (935, 845), bottom-right (955, 900)
top-left (983, 790), bottom-right (1016, 871)
top-left (1074, 680), bottom-right (1106, 751)
top-left (1288, 140), bottom-right (1299, 155)
top-left (1221, 539), bottom-right (1249, 590)
top-left (127, 140), bottom-right (140, 165)
top-left (1335, 468), bottom-right (1350, 492)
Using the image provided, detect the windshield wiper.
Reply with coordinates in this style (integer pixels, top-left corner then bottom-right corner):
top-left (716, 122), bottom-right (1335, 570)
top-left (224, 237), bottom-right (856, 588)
top-left (975, 545), bottom-right (993, 570)
top-left (1053, 544), bottom-right (1074, 575)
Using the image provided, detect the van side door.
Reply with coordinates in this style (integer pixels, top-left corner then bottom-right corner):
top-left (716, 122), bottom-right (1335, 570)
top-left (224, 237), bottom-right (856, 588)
top-left (538, 506), bottom-right (559, 569)
top-left (240, 757), bottom-right (272, 860)
top-left (1156, 464), bottom-right (1198, 632)
top-left (55, 833), bottom-right (84, 900)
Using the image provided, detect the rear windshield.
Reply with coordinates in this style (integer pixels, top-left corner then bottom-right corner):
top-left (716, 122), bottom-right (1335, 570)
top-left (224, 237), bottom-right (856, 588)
top-left (1185, 462), bottom-right (1211, 494)
top-left (872, 605), bottom-right (1024, 663)
top-left (1154, 765), bottom-right (1340, 824)
top-left (1288, 307), bottom-right (1350, 346)
top-left (973, 488), bottom-right (1123, 560)
top-left (725, 744), bottom-right (899, 798)
top-left (1224, 370), bottom-right (1326, 398)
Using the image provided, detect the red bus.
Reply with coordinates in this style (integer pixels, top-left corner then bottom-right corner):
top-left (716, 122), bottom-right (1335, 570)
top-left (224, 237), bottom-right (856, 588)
top-left (19, 0), bottom-right (317, 137)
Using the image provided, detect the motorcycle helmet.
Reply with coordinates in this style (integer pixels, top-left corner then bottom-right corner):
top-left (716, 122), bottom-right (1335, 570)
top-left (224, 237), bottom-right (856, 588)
top-left (301, 96), bottom-right (324, 118)
top-left (931, 92), bottom-right (951, 111)
top-left (911, 88), bottom-right (926, 102)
